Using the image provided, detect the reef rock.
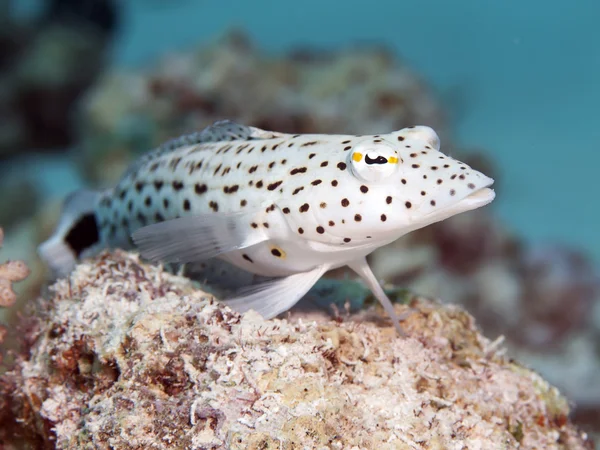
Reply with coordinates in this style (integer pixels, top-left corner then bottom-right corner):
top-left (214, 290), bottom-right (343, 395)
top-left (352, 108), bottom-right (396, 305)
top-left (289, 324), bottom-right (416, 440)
top-left (0, 251), bottom-right (593, 449)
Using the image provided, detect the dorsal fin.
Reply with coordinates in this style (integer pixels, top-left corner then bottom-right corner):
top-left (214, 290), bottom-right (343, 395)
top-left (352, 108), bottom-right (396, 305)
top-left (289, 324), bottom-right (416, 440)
top-left (126, 120), bottom-right (287, 176)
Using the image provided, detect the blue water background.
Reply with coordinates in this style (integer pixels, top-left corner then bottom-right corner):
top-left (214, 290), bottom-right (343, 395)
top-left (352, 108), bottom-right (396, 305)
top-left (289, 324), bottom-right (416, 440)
top-left (16, 0), bottom-right (600, 262)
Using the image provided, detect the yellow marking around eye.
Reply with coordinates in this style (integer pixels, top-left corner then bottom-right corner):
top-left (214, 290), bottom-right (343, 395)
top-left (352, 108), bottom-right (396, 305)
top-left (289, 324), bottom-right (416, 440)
top-left (352, 152), bottom-right (363, 162)
top-left (388, 156), bottom-right (399, 164)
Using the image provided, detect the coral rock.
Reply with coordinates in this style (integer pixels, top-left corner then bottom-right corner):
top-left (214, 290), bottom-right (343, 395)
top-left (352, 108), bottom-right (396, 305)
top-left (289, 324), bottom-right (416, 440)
top-left (0, 251), bottom-right (592, 449)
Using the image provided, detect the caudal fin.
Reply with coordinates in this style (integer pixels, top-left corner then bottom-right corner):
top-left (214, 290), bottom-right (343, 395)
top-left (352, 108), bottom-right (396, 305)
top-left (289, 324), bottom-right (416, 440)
top-left (38, 190), bottom-right (102, 276)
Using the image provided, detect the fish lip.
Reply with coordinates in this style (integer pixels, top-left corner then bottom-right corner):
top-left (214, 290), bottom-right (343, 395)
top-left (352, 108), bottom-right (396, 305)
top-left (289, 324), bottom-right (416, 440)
top-left (457, 178), bottom-right (496, 211)
top-left (418, 179), bottom-right (495, 221)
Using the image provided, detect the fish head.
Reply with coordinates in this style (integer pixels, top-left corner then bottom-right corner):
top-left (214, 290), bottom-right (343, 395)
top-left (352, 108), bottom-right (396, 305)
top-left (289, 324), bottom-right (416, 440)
top-left (325, 126), bottom-right (495, 244)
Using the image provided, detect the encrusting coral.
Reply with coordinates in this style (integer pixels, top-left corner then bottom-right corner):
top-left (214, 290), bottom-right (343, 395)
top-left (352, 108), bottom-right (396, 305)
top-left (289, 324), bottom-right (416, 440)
top-left (0, 227), bottom-right (30, 308)
top-left (0, 251), bottom-right (592, 449)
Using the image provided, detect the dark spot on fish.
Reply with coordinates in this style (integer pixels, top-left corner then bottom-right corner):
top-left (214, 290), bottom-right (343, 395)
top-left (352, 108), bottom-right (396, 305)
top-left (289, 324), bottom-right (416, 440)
top-left (320, 161), bottom-right (329, 167)
top-left (468, 183), bottom-right (476, 189)
top-left (386, 196), bottom-right (392, 204)
top-left (292, 187), bottom-right (304, 195)
top-left (127, 200), bottom-right (133, 212)
top-left (163, 198), bottom-right (169, 209)
top-left (149, 162), bottom-right (160, 172)
top-left (301, 141), bottom-right (318, 147)
top-left (209, 201), bottom-right (219, 212)
top-left (380, 214), bottom-right (387, 222)
top-left (137, 213), bottom-right (147, 225)
top-left (154, 180), bottom-right (164, 191)
top-left (271, 248), bottom-right (282, 257)
top-left (344, 146), bottom-right (351, 151)
top-left (341, 198), bottom-right (349, 207)
top-left (309, 153), bottom-right (316, 159)
top-left (172, 181), bottom-right (184, 191)
top-left (268, 161), bottom-right (276, 169)
top-left (248, 165), bottom-right (258, 174)
top-left (405, 201), bottom-right (412, 209)
top-left (337, 162), bottom-right (347, 171)
top-left (283, 207), bottom-right (290, 214)
top-left (169, 157), bottom-right (182, 170)
top-left (195, 183), bottom-right (207, 195)
top-left (343, 237), bottom-right (351, 243)
top-left (243, 254), bottom-right (253, 263)
top-left (183, 199), bottom-right (191, 211)
top-left (263, 223), bottom-right (269, 228)
top-left (299, 203), bottom-right (309, 212)
top-left (268, 181), bottom-right (283, 191)
top-left (311, 179), bottom-right (322, 186)
top-left (360, 185), bottom-right (368, 193)
top-left (450, 189), bottom-right (456, 196)
top-left (135, 182), bottom-right (145, 193)
top-left (354, 214), bottom-right (362, 222)
top-left (401, 179), bottom-right (407, 184)
top-left (430, 200), bottom-right (436, 206)
top-left (397, 136), bottom-right (405, 141)
top-left (240, 199), bottom-right (248, 207)
top-left (155, 212), bottom-right (165, 222)
top-left (64, 213), bottom-right (99, 257)
top-left (224, 185), bottom-right (240, 194)
top-left (298, 227), bottom-right (304, 234)
top-left (331, 180), bottom-right (338, 187)
top-left (328, 220), bottom-right (335, 226)
top-left (145, 197), bottom-right (152, 207)
top-left (256, 180), bottom-right (264, 188)
top-left (251, 222), bottom-right (258, 228)
top-left (320, 202), bottom-right (327, 208)
top-left (290, 167), bottom-right (307, 175)
top-left (213, 164), bottom-right (222, 176)
top-left (411, 164), bottom-right (420, 169)
top-left (342, 140), bottom-right (351, 144)
top-left (316, 226), bottom-right (325, 234)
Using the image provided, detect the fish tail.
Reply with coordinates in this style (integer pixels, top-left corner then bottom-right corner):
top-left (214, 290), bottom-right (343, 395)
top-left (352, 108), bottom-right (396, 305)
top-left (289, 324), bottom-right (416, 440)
top-left (38, 189), bottom-right (103, 276)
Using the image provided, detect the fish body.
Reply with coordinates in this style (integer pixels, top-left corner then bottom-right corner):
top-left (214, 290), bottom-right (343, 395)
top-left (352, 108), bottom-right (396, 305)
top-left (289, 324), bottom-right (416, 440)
top-left (39, 120), bottom-right (495, 334)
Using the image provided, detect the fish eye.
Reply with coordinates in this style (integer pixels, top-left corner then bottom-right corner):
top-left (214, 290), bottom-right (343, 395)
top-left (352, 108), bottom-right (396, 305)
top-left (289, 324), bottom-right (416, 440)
top-left (365, 153), bottom-right (388, 165)
top-left (349, 142), bottom-right (400, 182)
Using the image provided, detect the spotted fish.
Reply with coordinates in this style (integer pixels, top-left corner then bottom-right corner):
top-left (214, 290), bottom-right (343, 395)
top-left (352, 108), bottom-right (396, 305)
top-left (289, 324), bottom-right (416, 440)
top-left (39, 120), bottom-right (495, 334)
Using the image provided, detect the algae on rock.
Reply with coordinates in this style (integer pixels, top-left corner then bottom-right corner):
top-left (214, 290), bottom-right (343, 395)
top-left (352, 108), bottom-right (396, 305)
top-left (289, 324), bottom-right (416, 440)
top-left (0, 251), bottom-right (593, 449)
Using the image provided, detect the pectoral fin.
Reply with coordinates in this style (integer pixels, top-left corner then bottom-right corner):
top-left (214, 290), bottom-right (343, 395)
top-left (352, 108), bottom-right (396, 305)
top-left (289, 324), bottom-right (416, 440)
top-left (132, 212), bottom-right (267, 263)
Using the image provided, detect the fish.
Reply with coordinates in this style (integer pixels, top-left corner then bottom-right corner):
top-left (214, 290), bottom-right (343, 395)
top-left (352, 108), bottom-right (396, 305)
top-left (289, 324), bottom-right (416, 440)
top-left (38, 120), bottom-right (495, 335)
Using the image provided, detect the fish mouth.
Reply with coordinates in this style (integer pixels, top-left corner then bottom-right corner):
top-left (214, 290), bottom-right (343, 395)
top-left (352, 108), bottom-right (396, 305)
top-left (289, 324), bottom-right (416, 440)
top-left (460, 185), bottom-right (496, 209)
top-left (419, 179), bottom-right (495, 222)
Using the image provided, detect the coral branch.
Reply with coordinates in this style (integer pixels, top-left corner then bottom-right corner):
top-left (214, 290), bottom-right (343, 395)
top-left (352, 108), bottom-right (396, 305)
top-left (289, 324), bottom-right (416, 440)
top-left (0, 228), bottom-right (30, 307)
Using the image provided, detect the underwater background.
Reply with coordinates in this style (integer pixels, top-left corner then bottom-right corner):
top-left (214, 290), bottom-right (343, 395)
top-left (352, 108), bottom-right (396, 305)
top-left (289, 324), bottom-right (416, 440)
top-left (1, 0), bottom-right (599, 443)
